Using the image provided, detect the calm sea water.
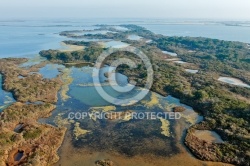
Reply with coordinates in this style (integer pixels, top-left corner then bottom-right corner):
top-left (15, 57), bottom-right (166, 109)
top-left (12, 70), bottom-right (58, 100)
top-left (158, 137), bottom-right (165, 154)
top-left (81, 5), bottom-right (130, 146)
top-left (0, 21), bottom-right (96, 57)
top-left (141, 23), bottom-right (250, 43)
top-left (0, 19), bottom-right (250, 58)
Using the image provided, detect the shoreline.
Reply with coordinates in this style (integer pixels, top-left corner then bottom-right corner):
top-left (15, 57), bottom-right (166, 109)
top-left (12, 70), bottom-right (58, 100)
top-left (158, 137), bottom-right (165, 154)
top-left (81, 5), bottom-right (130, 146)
top-left (60, 42), bottom-right (85, 52)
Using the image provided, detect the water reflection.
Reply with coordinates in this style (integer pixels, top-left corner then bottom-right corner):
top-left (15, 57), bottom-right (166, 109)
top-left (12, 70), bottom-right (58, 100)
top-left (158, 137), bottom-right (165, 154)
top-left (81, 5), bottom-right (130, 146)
top-left (0, 74), bottom-right (15, 112)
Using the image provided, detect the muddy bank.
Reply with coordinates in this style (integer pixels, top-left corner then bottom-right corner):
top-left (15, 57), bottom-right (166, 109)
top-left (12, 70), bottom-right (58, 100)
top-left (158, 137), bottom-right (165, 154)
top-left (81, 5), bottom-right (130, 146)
top-left (185, 123), bottom-right (249, 166)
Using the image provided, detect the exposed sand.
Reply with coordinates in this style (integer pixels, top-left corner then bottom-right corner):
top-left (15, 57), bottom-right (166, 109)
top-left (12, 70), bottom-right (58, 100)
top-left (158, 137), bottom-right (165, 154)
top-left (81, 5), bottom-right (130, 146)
top-left (60, 42), bottom-right (85, 52)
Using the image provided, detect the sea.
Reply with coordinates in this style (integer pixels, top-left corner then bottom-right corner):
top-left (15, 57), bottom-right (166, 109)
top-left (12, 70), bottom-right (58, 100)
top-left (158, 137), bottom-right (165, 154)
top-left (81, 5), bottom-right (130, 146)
top-left (0, 18), bottom-right (250, 58)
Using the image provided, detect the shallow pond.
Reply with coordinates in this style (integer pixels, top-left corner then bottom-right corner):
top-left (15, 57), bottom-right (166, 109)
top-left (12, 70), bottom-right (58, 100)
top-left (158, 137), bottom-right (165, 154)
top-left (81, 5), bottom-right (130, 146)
top-left (218, 77), bottom-right (250, 88)
top-left (68, 66), bottom-right (140, 106)
top-left (38, 64), bottom-right (64, 79)
top-left (59, 42), bottom-right (84, 52)
top-left (185, 69), bottom-right (198, 74)
top-left (36, 63), bottom-right (206, 166)
top-left (162, 50), bottom-right (178, 57)
top-left (14, 151), bottom-right (24, 161)
top-left (0, 74), bottom-right (15, 112)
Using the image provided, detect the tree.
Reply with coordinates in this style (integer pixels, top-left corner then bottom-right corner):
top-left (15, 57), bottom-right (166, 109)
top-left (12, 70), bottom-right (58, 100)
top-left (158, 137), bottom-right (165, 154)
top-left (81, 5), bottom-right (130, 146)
top-left (194, 90), bottom-right (209, 100)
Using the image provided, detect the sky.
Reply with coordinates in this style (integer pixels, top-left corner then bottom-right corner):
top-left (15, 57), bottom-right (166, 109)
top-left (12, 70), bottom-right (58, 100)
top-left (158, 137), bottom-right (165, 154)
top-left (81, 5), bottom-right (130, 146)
top-left (0, 0), bottom-right (250, 20)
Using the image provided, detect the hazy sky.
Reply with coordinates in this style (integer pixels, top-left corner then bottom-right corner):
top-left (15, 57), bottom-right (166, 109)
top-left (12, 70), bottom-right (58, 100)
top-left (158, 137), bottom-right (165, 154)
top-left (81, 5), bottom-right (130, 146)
top-left (0, 0), bottom-right (250, 20)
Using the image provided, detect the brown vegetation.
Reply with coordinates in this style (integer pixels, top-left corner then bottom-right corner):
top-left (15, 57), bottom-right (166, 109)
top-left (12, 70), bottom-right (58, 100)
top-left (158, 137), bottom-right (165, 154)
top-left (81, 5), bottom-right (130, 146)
top-left (0, 59), bottom-right (66, 166)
